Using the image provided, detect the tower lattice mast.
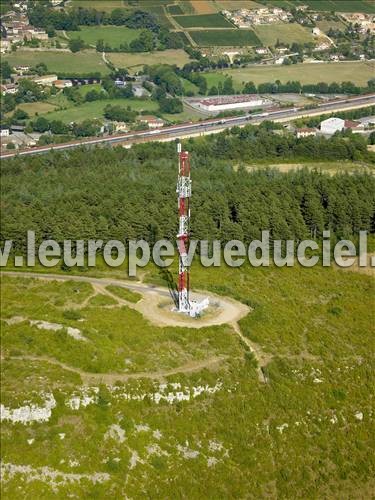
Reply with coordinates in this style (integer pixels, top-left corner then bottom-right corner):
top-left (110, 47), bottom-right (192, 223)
top-left (176, 143), bottom-right (192, 314)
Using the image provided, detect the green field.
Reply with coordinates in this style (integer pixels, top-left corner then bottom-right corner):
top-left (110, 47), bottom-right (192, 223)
top-left (254, 23), bottom-right (315, 46)
top-left (173, 13), bottom-right (234, 28)
top-left (68, 26), bottom-right (142, 48)
top-left (37, 98), bottom-right (159, 124)
top-left (15, 101), bottom-right (59, 117)
top-left (68, 0), bottom-right (125, 10)
top-left (190, 29), bottom-right (260, 46)
top-left (2, 50), bottom-right (109, 76)
top-left (107, 49), bottom-right (191, 72)
top-left (205, 61), bottom-right (375, 88)
top-left (316, 19), bottom-right (346, 33)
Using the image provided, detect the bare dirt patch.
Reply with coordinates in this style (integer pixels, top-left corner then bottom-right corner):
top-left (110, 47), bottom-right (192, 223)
top-left (193, 1), bottom-right (218, 14)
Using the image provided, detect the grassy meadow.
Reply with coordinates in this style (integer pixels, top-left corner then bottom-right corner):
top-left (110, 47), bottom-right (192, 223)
top-left (36, 98), bottom-right (159, 124)
top-left (68, 26), bottom-right (142, 48)
top-left (254, 22), bottom-right (315, 46)
top-left (2, 50), bottom-right (110, 76)
top-left (107, 49), bottom-right (191, 72)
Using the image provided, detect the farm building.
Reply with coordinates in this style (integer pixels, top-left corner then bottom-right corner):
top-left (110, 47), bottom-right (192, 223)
top-left (320, 117), bottom-right (345, 135)
top-left (195, 94), bottom-right (266, 112)
top-left (344, 120), bottom-right (364, 131)
top-left (320, 117), bottom-right (365, 135)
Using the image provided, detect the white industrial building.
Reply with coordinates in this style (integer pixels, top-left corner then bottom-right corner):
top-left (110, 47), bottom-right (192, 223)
top-left (195, 94), bottom-right (266, 112)
top-left (320, 117), bottom-right (345, 135)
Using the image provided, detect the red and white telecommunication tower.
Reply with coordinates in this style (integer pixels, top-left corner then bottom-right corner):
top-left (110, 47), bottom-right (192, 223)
top-left (176, 142), bottom-right (209, 317)
top-left (176, 143), bottom-right (192, 314)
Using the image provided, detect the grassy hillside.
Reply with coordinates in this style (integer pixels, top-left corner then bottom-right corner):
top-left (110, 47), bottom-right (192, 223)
top-left (1, 260), bottom-right (374, 497)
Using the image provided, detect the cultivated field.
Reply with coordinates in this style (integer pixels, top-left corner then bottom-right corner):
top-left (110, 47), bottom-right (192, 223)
top-left (213, 0), bottom-right (264, 9)
top-left (107, 49), bottom-right (191, 72)
top-left (143, 5), bottom-right (175, 28)
top-left (205, 61), bottom-right (375, 88)
top-left (190, 29), bottom-right (260, 46)
top-left (301, 0), bottom-right (375, 13)
top-left (192, 0), bottom-right (218, 13)
top-left (254, 23), bottom-right (315, 46)
top-left (172, 13), bottom-right (234, 28)
top-left (68, 26), bottom-right (142, 48)
top-left (167, 4), bottom-right (184, 15)
top-left (2, 50), bottom-right (110, 76)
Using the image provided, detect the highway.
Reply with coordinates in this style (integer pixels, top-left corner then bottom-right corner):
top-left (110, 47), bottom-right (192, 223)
top-left (1, 93), bottom-right (374, 160)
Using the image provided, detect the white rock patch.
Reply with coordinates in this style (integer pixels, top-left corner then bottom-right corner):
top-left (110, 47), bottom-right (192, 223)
top-left (66, 327), bottom-right (87, 342)
top-left (66, 381), bottom-right (223, 410)
top-left (1, 393), bottom-right (56, 424)
top-left (276, 423), bottom-right (289, 434)
top-left (135, 424), bottom-right (150, 433)
top-left (30, 320), bottom-right (86, 341)
top-left (1, 462), bottom-right (109, 490)
top-left (129, 450), bottom-right (143, 470)
top-left (153, 429), bottom-right (162, 440)
top-left (30, 320), bottom-right (62, 331)
top-left (66, 388), bottom-right (99, 410)
top-left (207, 457), bottom-right (218, 467)
top-left (105, 424), bottom-right (126, 444)
top-left (177, 444), bottom-right (200, 459)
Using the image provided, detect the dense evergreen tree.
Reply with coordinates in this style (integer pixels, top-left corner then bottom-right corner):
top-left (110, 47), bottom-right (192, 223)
top-left (1, 132), bottom-right (373, 252)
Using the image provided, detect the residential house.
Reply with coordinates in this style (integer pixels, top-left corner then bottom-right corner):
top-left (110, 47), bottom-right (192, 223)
top-left (33, 74), bottom-right (58, 86)
top-left (1, 83), bottom-right (18, 95)
top-left (138, 116), bottom-right (165, 129)
top-left (0, 128), bottom-right (10, 137)
top-left (296, 128), bottom-right (317, 138)
top-left (53, 79), bottom-right (73, 89)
